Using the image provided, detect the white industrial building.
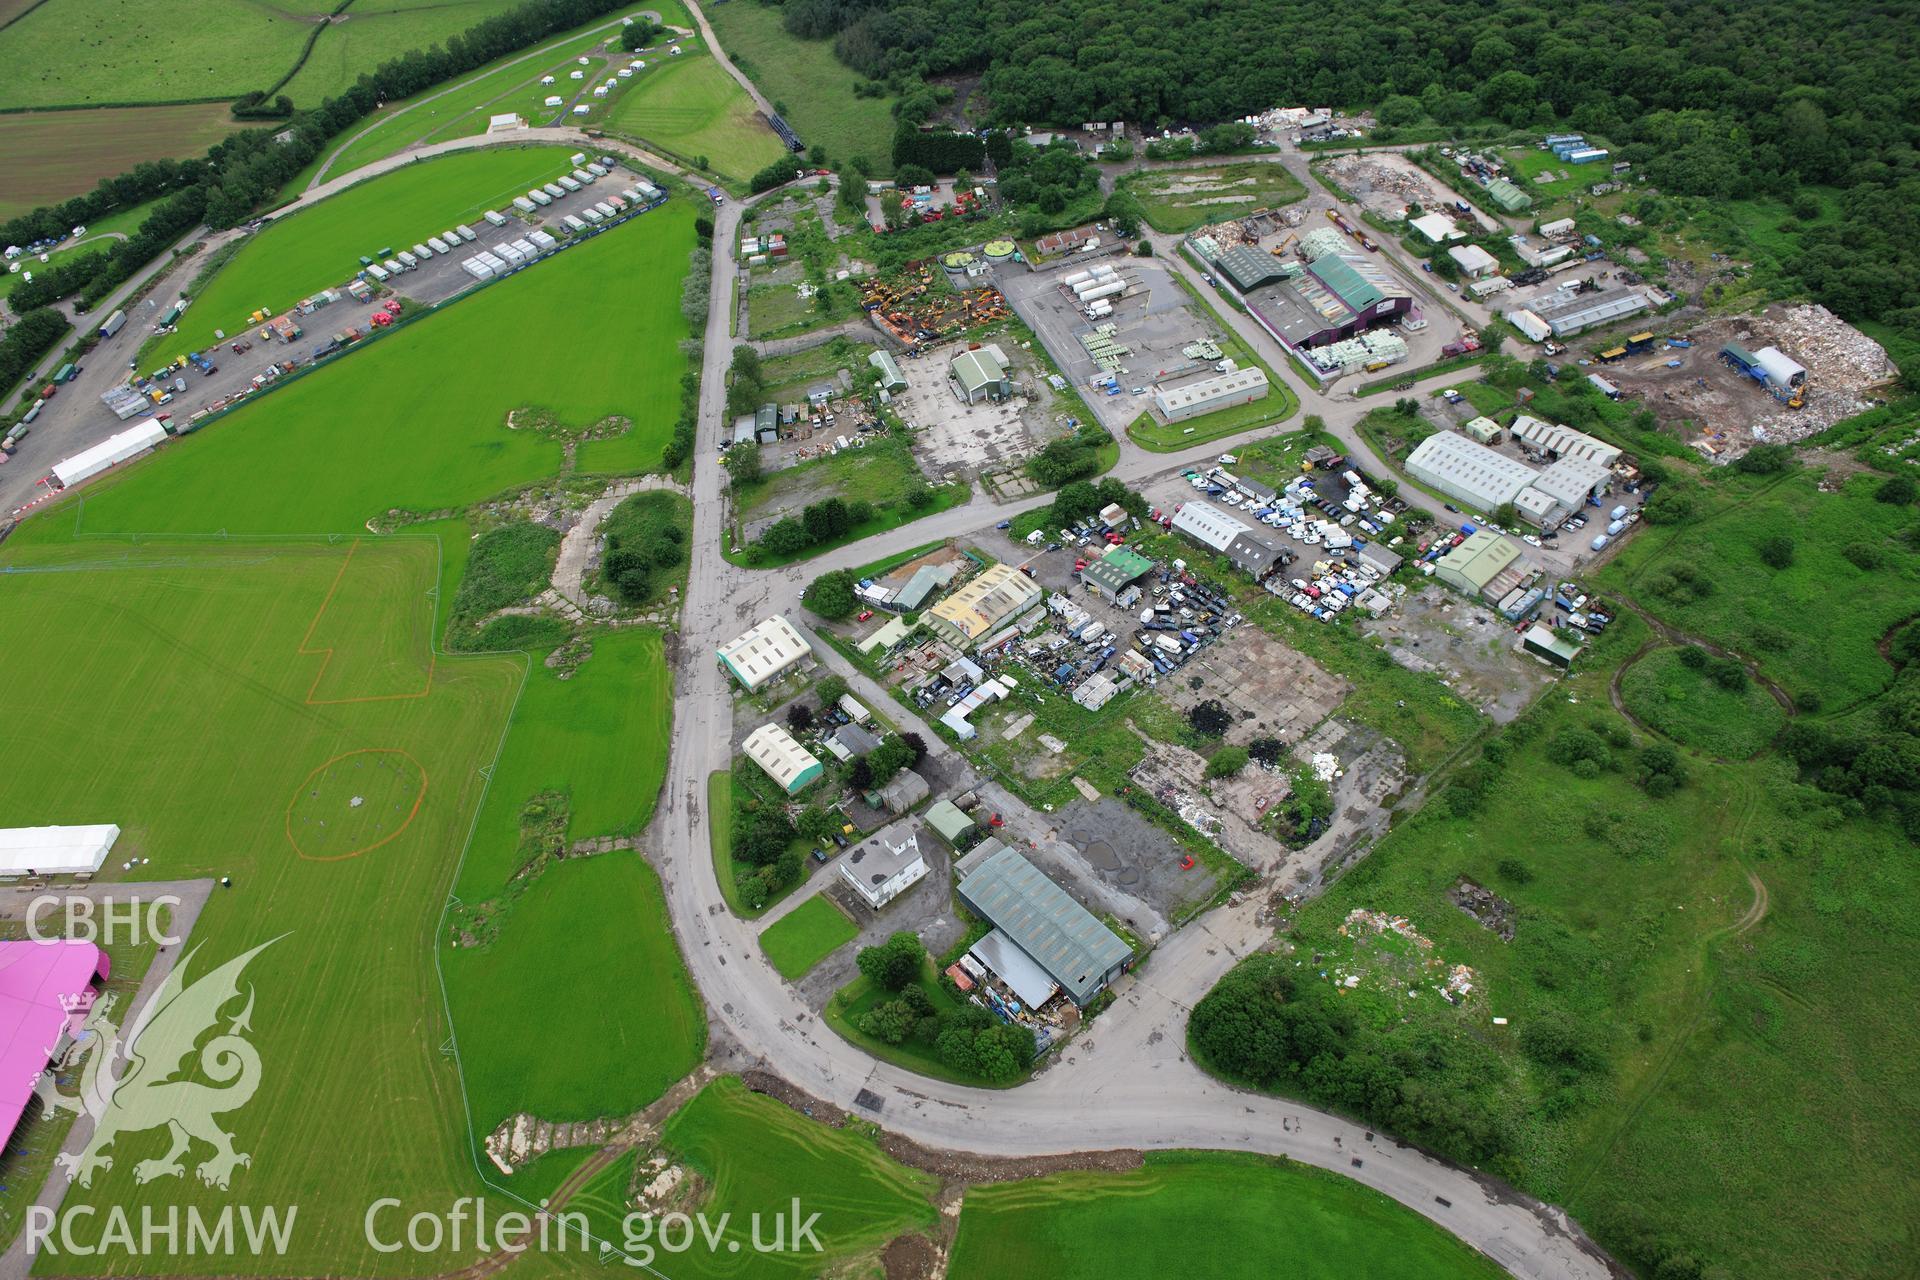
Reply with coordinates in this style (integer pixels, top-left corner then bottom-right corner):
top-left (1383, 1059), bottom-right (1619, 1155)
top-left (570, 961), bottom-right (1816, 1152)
top-left (742, 723), bottom-right (824, 795)
top-left (0, 825), bottom-right (119, 876)
top-left (1406, 429), bottom-right (1612, 526)
top-left (1405, 431), bottom-right (1538, 512)
top-left (717, 615), bottom-right (812, 691)
top-left (1533, 286), bottom-right (1647, 337)
top-left (1509, 415), bottom-right (1621, 467)
top-left (1170, 499), bottom-right (1290, 578)
top-left (1447, 244), bottom-right (1499, 278)
top-left (839, 826), bottom-right (929, 909)
top-left (1508, 309), bottom-right (1551, 343)
top-left (1153, 367), bottom-right (1269, 423)
top-left (1410, 212), bottom-right (1461, 243)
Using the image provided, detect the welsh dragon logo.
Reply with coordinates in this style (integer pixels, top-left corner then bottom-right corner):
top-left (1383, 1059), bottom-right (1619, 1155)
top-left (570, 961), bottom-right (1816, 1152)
top-left (36, 938), bottom-right (280, 1190)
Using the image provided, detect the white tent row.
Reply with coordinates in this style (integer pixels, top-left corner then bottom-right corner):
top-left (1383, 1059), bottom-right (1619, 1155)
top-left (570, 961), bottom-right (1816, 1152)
top-left (0, 825), bottom-right (119, 875)
top-left (51, 419), bottom-right (166, 488)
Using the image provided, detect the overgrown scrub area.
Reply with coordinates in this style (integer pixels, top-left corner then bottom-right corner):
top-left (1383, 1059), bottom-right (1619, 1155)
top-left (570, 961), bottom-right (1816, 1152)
top-left (827, 934), bottom-right (1035, 1085)
top-left (1619, 645), bottom-right (1786, 759)
top-left (1193, 538), bottom-right (1920, 1279)
top-left (447, 520), bottom-right (560, 647)
top-left (1604, 463), bottom-right (1920, 711)
top-left (594, 490), bottom-right (691, 609)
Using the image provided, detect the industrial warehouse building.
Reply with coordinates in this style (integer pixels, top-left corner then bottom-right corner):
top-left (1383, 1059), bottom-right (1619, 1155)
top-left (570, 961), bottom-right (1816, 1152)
top-left (1484, 177), bottom-right (1532, 212)
top-left (1406, 429), bottom-right (1612, 527)
top-left (1153, 367), bottom-right (1269, 423)
top-left (1411, 212), bottom-right (1462, 243)
top-left (743, 723), bottom-right (824, 795)
top-left (869, 349), bottom-right (907, 392)
top-left (1435, 530), bottom-right (1528, 601)
top-left (1170, 499), bottom-right (1291, 578)
top-left (1533, 286), bottom-right (1647, 337)
top-left (955, 844), bottom-right (1132, 1007)
top-left (1523, 624), bottom-right (1584, 669)
top-left (717, 615), bottom-right (812, 690)
top-left (949, 345), bottom-right (1012, 404)
top-left (1213, 242), bottom-right (1413, 353)
top-left (1447, 244), bottom-right (1499, 278)
top-left (1509, 415), bottom-right (1621, 467)
top-left (927, 563), bottom-right (1042, 647)
top-left (1081, 546), bottom-right (1155, 602)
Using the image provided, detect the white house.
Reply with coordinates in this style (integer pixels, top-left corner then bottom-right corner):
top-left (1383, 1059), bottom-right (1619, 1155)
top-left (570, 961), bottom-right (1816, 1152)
top-left (839, 826), bottom-right (929, 910)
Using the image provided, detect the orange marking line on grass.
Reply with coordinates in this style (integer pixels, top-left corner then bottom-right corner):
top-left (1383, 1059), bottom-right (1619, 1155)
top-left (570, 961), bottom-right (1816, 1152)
top-left (298, 537), bottom-right (437, 705)
top-left (286, 747), bottom-right (430, 862)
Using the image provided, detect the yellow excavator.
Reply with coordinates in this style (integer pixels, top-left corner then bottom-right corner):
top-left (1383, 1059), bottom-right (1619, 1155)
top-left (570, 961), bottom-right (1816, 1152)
top-left (1269, 232), bottom-right (1299, 258)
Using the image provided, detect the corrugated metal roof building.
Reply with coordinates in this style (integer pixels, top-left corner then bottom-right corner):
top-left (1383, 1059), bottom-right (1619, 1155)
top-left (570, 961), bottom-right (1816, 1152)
top-left (1405, 431), bottom-right (1538, 512)
top-left (928, 565), bottom-right (1042, 648)
top-left (717, 615), bottom-right (812, 690)
top-left (1485, 177), bottom-right (1532, 212)
top-left (1509, 416), bottom-right (1621, 467)
top-left (950, 345), bottom-right (1011, 404)
top-left (1153, 368), bottom-right (1269, 423)
top-left (868, 349), bottom-right (907, 391)
top-left (1534, 286), bottom-right (1646, 337)
top-left (1435, 530), bottom-right (1525, 598)
top-left (1082, 546), bottom-right (1155, 602)
top-left (743, 723), bottom-right (824, 794)
top-left (956, 845), bottom-right (1132, 1006)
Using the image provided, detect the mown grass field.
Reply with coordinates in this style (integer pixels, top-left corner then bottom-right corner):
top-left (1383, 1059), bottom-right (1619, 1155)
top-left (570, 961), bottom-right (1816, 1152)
top-left (1604, 467), bottom-right (1920, 710)
top-left (758, 895), bottom-right (856, 978)
top-left (1119, 162), bottom-right (1308, 235)
top-left (68, 194), bottom-right (695, 538)
top-left (144, 146), bottom-right (580, 367)
top-left (274, 0), bottom-right (530, 106)
top-left (0, 104), bottom-right (246, 221)
top-left (601, 42), bottom-right (786, 184)
top-left (313, 27), bottom-right (620, 183)
top-left (949, 1151), bottom-right (1506, 1280)
top-left (445, 850), bottom-right (703, 1132)
top-left (705, 0), bottom-right (895, 171)
top-left (658, 1076), bottom-right (937, 1278)
top-left (0, 536), bottom-right (523, 1272)
top-left (1619, 644), bottom-right (1786, 758)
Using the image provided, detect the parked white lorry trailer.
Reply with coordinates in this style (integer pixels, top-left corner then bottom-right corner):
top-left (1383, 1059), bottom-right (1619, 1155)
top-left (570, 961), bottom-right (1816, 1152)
top-left (97, 309), bottom-right (126, 338)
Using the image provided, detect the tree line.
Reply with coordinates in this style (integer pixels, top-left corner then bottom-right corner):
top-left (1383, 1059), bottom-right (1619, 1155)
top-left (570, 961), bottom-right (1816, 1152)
top-left (764, 0), bottom-right (1920, 351)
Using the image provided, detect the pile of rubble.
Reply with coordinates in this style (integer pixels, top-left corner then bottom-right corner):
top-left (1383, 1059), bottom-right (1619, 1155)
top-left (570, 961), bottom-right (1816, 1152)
top-left (1740, 304), bottom-right (1897, 446)
top-left (1324, 154), bottom-right (1437, 210)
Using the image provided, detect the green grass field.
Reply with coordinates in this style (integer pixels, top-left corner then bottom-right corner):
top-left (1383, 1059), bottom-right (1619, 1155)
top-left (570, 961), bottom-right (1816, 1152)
top-left (758, 895), bottom-right (856, 978)
top-left (657, 1076), bottom-right (937, 1278)
top-left (1119, 162), bottom-right (1308, 234)
top-left (70, 196), bottom-right (695, 537)
top-left (949, 1151), bottom-right (1505, 1280)
top-left (445, 849), bottom-right (704, 1132)
top-left (600, 43), bottom-right (786, 184)
top-left (274, 0), bottom-right (529, 105)
top-left (145, 146), bottom-right (581, 367)
top-left (1619, 645), bottom-right (1787, 758)
top-left (705, 0), bottom-right (895, 172)
top-left (0, 536), bottom-right (523, 1271)
top-left (0, 0), bottom-right (311, 108)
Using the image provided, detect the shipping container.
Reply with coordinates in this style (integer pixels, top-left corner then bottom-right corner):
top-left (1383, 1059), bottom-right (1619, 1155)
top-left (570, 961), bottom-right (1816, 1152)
top-left (510, 238), bottom-right (538, 258)
top-left (98, 309), bottom-right (127, 338)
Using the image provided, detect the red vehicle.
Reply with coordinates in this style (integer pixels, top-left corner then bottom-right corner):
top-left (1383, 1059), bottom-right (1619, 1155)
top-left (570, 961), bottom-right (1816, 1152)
top-left (383, 300), bottom-right (402, 315)
top-left (856, 610), bottom-right (873, 622)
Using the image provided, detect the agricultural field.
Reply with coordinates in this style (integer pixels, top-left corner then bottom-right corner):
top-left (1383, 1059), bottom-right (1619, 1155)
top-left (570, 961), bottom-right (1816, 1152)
top-left (600, 41), bottom-right (787, 185)
top-left (705, 0), bottom-right (895, 171)
top-left (273, 0), bottom-right (530, 106)
top-left (948, 1152), bottom-right (1506, 1280)
top-left (758, 895), bottom-right (857, 978)
top-left (657, 1076), bottom-right (938, 1278)
top-left (1618, 645), bottom-right (1787, 759)
top-left (0, 535), bottom-right (522, 1270)
top-left (0, 104), bottom-right (246, 221)
top-left (0, 0), bottom-right (311, 109)
top-left (1119, 162), bottom-right (1308, 235)
top-left (145, 146), bottom-right (583, 367)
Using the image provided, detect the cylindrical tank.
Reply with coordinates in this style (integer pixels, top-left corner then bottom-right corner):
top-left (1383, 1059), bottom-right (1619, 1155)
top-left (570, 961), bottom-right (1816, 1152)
top-left (1078, 281), bottom-right (1125, 302)
top-left (1060, 270), bottom-right (1092, 288)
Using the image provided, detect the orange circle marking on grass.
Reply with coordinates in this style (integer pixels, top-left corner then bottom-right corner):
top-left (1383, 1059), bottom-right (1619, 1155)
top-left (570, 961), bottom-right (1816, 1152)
top-left (285, 748), bottom-right (429, 862)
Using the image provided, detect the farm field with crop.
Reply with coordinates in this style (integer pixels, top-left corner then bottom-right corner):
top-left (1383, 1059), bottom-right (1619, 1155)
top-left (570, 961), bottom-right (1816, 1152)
top-left (948, 1151), bottom-right (1506, 1280)
top-left (705, 0), bottom-right (895, 172)
top-left (0, 104), bottom-right (246, 221)
top-left (657, 1077), bottom-right (938, 1278)
top-left (600, 42), bottom-right (786, 185)
top-left (758, 895), bottom-right (856, 978)
top-left (0, 0), bottom-right (310, 109)
top-left (144, 146), bottom-right (584, 367)
top-left (0, 534), bottom-right (522, 1271)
